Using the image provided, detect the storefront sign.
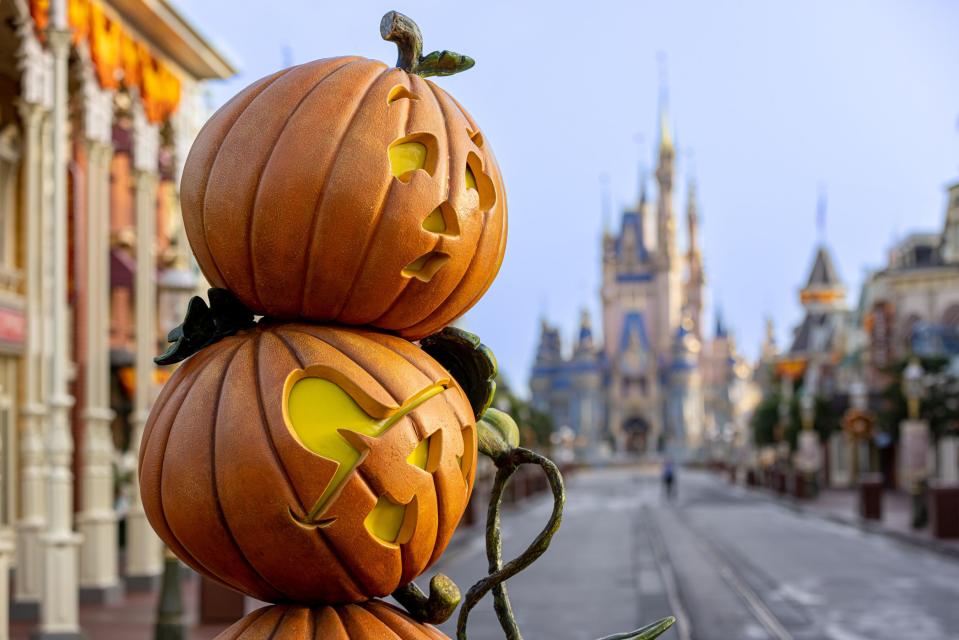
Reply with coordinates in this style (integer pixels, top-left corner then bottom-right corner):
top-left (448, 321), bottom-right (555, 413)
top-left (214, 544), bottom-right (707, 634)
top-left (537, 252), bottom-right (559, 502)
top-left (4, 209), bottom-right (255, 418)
top-left (0, 306), bottom-right (26, 348)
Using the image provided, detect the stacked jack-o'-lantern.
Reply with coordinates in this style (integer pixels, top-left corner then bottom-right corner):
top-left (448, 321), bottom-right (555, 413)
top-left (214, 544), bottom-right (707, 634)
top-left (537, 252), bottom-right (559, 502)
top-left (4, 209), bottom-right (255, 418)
top-left (140, 12), bottom-right (505, 639)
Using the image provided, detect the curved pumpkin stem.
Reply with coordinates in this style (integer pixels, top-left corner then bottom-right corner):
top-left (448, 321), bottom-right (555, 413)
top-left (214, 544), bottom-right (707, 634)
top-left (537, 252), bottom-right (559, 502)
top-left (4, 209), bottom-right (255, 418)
top-left (456, 446), bottom-right (564, 640)
top-left (392, 574), bottom-right (461, 625)
top-left (459, 412), bottom-right (678, 640)
top-left (380, 10), bottom-right (475, 78)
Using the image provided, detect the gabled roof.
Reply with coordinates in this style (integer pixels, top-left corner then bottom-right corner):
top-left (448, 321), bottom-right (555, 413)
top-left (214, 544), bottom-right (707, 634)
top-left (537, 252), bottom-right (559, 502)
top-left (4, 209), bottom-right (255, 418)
top-left (806, 245), bottom-right (842, 288)
top-left (615, 211), bottom-right (650, 264)
top-left (789, 313), bottom-right (835, 354)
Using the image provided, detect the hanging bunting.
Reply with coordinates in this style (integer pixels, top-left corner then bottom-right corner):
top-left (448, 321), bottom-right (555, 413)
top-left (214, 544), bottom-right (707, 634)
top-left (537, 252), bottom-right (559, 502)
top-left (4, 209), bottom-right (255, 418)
top-left (30, 0), bottom-right (182, 123)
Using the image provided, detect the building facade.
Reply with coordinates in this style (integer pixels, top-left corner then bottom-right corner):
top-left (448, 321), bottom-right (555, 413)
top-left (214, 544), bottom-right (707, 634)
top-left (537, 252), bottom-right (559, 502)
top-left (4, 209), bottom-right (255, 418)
top-left (0, 1), bottom-right (233, 636)
top-left (531, 106), bottom-right (744, 457)
top-left (860, 178), bottom-right (959, 381)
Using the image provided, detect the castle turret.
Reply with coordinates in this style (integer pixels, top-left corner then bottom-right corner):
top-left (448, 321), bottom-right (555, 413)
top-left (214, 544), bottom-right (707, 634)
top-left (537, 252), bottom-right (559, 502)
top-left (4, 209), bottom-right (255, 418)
top-left (684, 178), bottom-right (705, 337)
top-left (789, 241), bottom-right (846, 357)
top-left (655, 105), bottom-right (676, 267)
top-left (573, 309), bottom-right (596, 357)
top-left (940, 180), bottom-right (959, 263)
top-left (666, 315), bottom-right (704, 452)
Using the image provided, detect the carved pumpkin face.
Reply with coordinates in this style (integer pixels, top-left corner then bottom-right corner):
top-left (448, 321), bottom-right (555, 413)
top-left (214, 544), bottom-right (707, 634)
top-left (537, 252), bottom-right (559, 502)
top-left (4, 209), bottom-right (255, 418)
top-left (180, 56), bottom-right (507, 340)
top-left (139, 323), bottom-right (477, 604)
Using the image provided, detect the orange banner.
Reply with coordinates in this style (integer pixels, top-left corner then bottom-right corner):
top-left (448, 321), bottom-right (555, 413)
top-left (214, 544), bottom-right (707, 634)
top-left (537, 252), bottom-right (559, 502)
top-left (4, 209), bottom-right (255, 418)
top-left (31, 0), bottom-right (181, 123)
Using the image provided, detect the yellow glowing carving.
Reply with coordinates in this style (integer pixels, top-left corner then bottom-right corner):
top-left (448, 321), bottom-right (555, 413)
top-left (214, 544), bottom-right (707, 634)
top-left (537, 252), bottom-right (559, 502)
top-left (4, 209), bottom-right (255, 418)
top-left (286, 376), bottom-right (448, 537)
top-left (287, 378), bottom-right (381, 515)
top-left (402, 251), bottom-right (451, 282)
top-left (465, 165), bottom-right (477, 190)
top-left (387, 85), bottom-right (419, 104)
top-left (422, 207), bottom-right (447, 233)
top-left (364, 495), bottom-right (408, 543)
top-left (407, 436), bottom-right (430, 469)
top-left (422, 205), bottom-right (460, 237)
top-left (389, 141), bottom-right (427, 179)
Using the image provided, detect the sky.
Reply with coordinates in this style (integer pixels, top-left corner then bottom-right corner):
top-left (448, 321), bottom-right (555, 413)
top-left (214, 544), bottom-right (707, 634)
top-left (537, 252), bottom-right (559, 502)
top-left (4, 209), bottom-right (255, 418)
top-left (173, 0), bottom-right (959, 393)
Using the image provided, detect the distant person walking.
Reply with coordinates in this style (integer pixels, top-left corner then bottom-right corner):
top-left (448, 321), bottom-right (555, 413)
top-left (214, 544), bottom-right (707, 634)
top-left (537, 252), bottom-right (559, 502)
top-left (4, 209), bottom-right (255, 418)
top-left (662, 457), bottom-right (677, 500)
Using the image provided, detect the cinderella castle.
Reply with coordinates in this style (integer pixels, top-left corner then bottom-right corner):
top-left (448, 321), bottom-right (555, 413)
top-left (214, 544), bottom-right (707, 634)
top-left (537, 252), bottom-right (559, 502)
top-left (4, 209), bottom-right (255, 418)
top-left (530, 102), bottom-right (743, 457)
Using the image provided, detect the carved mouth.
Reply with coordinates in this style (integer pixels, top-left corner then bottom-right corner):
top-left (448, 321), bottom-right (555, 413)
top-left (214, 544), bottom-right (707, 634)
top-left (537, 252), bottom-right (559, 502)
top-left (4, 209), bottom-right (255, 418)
top-left (289, 382), bottom-right (448, 532)
top-left (402, 251), bottom-right (450, 282)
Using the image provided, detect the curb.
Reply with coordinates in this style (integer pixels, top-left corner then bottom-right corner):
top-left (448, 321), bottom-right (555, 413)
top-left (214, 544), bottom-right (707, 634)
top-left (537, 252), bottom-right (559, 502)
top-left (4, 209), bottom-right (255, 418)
top-left (731, 480), bottom-right (959, 561)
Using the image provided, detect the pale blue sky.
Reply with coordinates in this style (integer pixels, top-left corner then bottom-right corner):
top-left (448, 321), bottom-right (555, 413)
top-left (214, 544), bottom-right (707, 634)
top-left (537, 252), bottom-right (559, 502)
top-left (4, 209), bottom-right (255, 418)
top-left (174, 0), bottom-right (959, 391)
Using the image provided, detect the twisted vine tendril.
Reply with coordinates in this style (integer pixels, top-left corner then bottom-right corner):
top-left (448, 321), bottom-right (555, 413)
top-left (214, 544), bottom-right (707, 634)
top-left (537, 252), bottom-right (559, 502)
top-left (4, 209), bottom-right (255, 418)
top-left (456, 447), bottom-right (564, 640)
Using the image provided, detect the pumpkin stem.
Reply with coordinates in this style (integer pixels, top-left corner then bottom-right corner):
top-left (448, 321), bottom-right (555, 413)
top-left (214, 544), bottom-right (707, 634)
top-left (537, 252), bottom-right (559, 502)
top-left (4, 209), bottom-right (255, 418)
top-left (380, 11), bottom-right (475, 78)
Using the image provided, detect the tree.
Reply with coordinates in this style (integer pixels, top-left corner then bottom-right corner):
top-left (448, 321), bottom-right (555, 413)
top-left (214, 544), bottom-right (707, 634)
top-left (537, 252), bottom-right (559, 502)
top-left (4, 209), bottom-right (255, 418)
top-left (493, 374), bottom-right (555, 449)
top-left (750, 391), bottom-right (781, 446)
top-left (878, 355), bottom-right (959, 442)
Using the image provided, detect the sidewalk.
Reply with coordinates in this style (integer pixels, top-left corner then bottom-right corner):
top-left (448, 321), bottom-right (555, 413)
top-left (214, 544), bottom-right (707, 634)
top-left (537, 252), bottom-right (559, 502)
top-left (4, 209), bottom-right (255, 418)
top-left (9, 573), bottom-right (233, 640)
top-left (734, 474), bottom-right (959, 559)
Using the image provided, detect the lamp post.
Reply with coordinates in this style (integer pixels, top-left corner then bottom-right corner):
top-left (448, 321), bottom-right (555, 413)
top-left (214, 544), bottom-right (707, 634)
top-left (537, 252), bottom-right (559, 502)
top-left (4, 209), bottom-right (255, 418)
top-left (796, 389), bottom-right (820, 498)
top-left (152, 265), bottom-right (197, 640)
top-left (902, 357), bottom-right (930, 529)
top-left (847, 377), bottom-right (871, 481)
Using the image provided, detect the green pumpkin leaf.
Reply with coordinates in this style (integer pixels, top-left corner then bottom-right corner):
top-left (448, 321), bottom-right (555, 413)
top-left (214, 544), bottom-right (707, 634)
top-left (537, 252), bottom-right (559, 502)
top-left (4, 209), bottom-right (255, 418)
top-left (595, 617), bottom-right (676, 640)
top-left (415, 50), bottom-right (475, 77)
top-left (420, 327), bottom-right (497, 419)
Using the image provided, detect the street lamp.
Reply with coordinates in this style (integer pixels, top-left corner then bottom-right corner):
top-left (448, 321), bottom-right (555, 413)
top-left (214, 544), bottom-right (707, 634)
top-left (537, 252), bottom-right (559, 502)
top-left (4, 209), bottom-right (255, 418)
top-left (903, 357), bottom-right (925, 421)
top-left (157, 262), bottom-right (198, 339)
top-left (154, 262), bottom-right (196, 640)
top-left (796, 388), bottom-right (821, 498)
top-left (800, 390), bottom-right (815, 431)
top-left (901, 357), bottom-right (929, 529)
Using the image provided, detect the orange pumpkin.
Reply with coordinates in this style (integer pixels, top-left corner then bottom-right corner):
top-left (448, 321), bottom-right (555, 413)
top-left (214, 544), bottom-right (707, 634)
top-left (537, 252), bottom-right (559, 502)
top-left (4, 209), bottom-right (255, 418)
top-left (139, 322), bottom-right (477, 604)
top-left (180, 43), bottom-right (507, 340)
top-left (217, 602), bottom-right (449, 639)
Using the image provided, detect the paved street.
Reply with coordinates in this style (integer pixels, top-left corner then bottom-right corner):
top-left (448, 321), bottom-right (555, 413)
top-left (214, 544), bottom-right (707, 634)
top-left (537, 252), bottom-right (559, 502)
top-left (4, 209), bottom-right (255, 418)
top-left (433, 466), bottom-right (959, 640)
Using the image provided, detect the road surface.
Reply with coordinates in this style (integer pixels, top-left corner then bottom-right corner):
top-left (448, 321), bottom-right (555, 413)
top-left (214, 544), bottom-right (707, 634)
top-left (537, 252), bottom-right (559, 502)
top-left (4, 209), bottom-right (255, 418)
top-left (431, 466), bottom-right (959, 640)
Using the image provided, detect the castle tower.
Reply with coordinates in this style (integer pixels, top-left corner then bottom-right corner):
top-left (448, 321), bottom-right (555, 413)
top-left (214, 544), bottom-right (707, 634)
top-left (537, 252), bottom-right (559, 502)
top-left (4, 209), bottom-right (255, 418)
top-left (601, 166), bottom-right (663, 453)
top-left (940, 180), bottom-right (959, 263)
top-left (654, 95), bottom-right (682, 356)
top-left (530, 320), bottom-right (564, 419)
top-left (683, 178), bottom-right (705, 338)
top-left (666, 314), bottom-right (704, 454)
top-left (655, 108), bottom-right (676, 266)
top-left (789, 243), bottom-right (846, 358)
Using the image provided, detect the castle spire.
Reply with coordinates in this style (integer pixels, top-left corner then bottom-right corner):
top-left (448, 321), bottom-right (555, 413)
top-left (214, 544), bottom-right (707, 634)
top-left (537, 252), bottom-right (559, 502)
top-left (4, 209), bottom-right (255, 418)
top-left (683, 175), bottom-right (704, 337)
top-left (600, 173), bottom-right (612, 237)
top-left (655, 55), bottom-right (676, 268)
top-left (686, 177), bottom-right (699, 253)
top-left (816, 185), bottom-right (827, 243)
top-left (657, 52), bottom-right (673, 155)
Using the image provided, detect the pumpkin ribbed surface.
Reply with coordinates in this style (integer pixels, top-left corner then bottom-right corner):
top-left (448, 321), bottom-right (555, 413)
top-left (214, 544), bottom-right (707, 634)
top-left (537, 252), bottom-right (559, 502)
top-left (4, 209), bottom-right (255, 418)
top-left (180, 56), bottom-right (507, 339)
top-left (139, 323), bottom-right (477, 604)
top-left (216, 601), bottom-right (450, 639)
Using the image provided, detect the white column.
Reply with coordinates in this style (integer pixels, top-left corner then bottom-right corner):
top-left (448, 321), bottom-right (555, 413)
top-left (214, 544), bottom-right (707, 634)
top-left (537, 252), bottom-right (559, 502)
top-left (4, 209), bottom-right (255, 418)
top-left (0, 387), bottom-right (14, 639)
top-left (125, 105), bottom-right (162, 588)
top-left (77, 133), bottom-right (120, 601)
top-left (36, 8), bottom-right (82, 637)
top-left (12, 100), bottom-right (46, 620)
